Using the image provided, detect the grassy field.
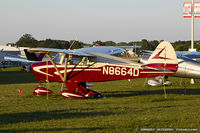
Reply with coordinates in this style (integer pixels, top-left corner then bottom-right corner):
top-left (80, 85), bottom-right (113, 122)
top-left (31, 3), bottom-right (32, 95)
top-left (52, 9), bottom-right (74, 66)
top-left (0, 71), bottom-right (200, 132)
top-left (0, 67), bottom-right (23, 72)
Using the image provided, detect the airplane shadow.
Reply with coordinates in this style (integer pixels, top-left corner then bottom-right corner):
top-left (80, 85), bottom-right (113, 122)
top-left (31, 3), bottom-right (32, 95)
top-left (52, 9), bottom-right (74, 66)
top-left (0, 128), bottom-right (68, 133)
top-left (0, 127), bottom-right (106, 133)
top-left (103, 88), bottom-right (200, 98)
top-left (0, 71), bottom-right (38, 84)
top-left (0, 109), bottom-right (114, 125)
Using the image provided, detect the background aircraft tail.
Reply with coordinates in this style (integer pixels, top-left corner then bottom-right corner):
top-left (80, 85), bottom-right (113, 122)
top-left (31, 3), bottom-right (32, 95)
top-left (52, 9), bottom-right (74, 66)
top-left (24, 49), bottom-right (45, 61)
top-left (145, 41), bottom-right (178, 72)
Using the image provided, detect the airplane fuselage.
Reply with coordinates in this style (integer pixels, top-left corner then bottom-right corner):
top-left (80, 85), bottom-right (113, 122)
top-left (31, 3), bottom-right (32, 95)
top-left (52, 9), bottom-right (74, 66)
top-left (31, 61), bottom-right (177, 83)
top-left (173, 57), bottom-right (200, 78)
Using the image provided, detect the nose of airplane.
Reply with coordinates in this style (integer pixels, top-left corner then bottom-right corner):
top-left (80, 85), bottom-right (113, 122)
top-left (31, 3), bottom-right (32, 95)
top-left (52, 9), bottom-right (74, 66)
top-left (30, 62), bottom-right (45, 81)
top-left (30, 61), bottom-right (53, 81)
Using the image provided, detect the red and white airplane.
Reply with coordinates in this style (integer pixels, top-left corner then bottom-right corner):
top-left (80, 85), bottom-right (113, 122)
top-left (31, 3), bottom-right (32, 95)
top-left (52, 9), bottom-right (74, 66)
top-left (26, 41), bottom-right (178, 98)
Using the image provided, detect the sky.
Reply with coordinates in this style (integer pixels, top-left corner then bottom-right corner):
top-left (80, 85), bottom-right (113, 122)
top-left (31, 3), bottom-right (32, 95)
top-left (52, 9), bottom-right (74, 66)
top-left (0, 0), bottom-right (199, 45)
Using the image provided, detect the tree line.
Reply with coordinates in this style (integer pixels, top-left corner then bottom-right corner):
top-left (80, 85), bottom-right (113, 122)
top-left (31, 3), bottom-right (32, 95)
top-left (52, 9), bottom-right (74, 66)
top-left (7, 34), bottom-right (200, 51)
top-left (13, 34), bottom-right (84, 50)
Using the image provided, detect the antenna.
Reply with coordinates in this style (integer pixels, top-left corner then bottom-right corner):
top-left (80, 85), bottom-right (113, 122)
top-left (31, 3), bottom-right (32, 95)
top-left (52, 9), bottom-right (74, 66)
top-left (191, 0), bottom-right (194, 50)
top-left (68, 40), bottom-right (76, 50)
top-left (68, 36), bottom-right (78, 50)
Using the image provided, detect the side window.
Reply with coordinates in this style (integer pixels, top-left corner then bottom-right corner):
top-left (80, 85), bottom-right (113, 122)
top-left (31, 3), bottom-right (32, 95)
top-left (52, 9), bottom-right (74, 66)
top-left (71, 56), bottom-right (81, 65)
top-left (61, 55), bottom-right (81, 65)
top-left (78, 57), bottom-right (95, 65)
top-left (60, 55), bottom-right (96, 65)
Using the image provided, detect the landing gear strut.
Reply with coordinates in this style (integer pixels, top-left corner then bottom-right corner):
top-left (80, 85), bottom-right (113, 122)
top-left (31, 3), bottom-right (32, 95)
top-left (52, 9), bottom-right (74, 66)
top-left (60, 82), bottom-right (103, 98)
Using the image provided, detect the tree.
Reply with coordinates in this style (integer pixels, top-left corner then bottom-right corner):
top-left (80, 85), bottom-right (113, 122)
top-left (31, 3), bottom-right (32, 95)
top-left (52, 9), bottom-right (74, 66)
top-left (140, 39), bottom-right (158, 50)
top-left (141, 39), bottom-right (150, 50)
top-left (58, 40), bottom-right (70, 49)
top-left (149, 40), bottom-right (159, 50)
top-left (15, 34), bottom-right (37, 47)
top-left (128, 42), bottom-right (138, 46)
top-left (37, 39), bottom-right (70, 49)
top-left (15, 34), bottom-right (85, 49)
top-left (104, 41), bottom-right (116, 46)
top-left (172, 40), bottom-right (190, 51)
top-left (175, 45), bottom-right (186, 51)
top-left (117, 42), bottom-right (127, 46)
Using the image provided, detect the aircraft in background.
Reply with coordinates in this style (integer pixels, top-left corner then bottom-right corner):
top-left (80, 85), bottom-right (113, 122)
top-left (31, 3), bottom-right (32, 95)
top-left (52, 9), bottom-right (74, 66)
top-left (25, 41), bottom-right (178, 99)
top-left (0, 51), bottom-right (33, 69)
top-left (139, 50), bottom-right (200, 86)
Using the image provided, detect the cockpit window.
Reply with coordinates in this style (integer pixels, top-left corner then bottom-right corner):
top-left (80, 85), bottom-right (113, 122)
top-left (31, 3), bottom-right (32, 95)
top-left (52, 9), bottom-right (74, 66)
top-left (53, 54), bottom-right (95, 65)
top-left (67, 56), bottom-right (94, 65)
top-left (69, 56), bottom-right (81, 65)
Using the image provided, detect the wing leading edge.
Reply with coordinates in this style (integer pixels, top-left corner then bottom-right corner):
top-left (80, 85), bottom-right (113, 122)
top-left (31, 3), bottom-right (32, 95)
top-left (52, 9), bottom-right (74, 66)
top-left (28, 48), bottom-right (94, 57)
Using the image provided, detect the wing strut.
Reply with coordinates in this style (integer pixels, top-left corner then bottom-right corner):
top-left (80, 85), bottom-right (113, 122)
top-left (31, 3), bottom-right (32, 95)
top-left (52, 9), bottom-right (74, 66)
top-left (46, 54), bottom-right (49, 100)
top-left (64, 56), bottom-right (68, 81)
top-left (61, 55), bottom-right (69, 91)
top-left (46, 54), bottom-right (65, 82)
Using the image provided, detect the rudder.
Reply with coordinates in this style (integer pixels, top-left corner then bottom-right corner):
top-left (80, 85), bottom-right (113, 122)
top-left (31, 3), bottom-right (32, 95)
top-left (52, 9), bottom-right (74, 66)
top-left (147, 41), bottom-right (178, 65)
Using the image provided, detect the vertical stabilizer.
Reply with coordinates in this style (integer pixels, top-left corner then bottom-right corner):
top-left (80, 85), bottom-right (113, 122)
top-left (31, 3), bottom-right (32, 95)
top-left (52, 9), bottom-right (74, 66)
top-left (147, 41), bottom-right (178, 65)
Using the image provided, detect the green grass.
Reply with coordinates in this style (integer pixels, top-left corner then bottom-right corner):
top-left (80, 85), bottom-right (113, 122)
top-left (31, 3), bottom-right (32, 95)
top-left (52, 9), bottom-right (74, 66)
top-left (0, 66), bottom-right (23, 72)
top-left (0, 72), bottom-right (200, 132)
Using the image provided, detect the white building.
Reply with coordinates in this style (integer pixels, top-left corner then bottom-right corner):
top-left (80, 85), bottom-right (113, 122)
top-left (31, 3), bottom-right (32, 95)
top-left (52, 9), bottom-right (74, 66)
top-left (0, 45), bottom-right (29, 57)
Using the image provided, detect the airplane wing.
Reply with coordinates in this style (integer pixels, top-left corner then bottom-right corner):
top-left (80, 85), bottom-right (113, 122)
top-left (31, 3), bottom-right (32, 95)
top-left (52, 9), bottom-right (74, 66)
top-left (27, 47), bottom-right (136, 64)
top-left (74, 46), bottom-right (126, 55)
top-left (116, 46), bottom-right (141, 50)
top-left (74, 46), bottom-right (141, 55)
top-left (0, 52), bottom-right (33, 63)
top-left (28, 48), bottom-right (94, 57)
top-left (0, 51), bottom-right (34, 68)
top-left (176, 51), bottom-right (200, 59)
top-left (141, 50), bottom-right (153, 54)
top-left (86, 51), bottom-right (135, 64)
top-left (27, 46), bottom-right (133, 60)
